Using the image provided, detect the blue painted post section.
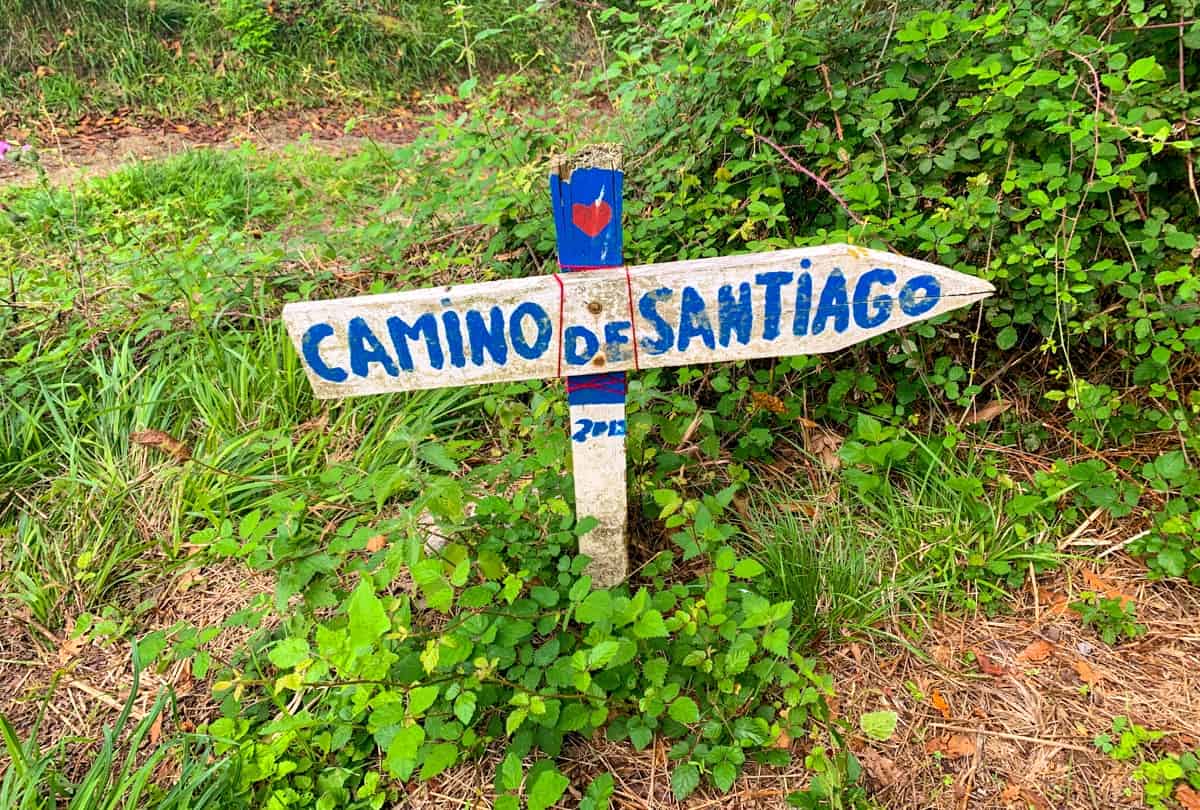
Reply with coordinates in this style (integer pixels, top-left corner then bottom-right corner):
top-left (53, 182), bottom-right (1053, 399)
top-left (549, 163), bottom-right (627, 404)
top-left (550, 149), bottom-right (628, 586)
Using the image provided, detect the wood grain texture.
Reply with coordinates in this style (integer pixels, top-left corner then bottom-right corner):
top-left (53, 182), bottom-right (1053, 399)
top-left (550, 146), bottom-right (628, 588)
top-left (283, 245), bottom-right (994, 399)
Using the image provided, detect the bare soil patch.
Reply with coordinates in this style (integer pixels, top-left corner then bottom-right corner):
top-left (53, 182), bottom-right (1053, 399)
top-left (827, 558), bottom-right (1200, 810)
top-left (0, 107), bottom-right (422, 188)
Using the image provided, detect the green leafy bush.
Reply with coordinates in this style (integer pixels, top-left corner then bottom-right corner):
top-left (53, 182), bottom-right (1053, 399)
top-left (195, 467), bottom-right (827, 805)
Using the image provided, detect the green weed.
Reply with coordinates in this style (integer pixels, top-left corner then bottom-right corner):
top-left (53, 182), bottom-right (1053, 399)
top-left (0, 0), bottom-right (578, 121)
top-left (1071, 592), bottom-right (1147, 645)
top-left (0, 647), bottom-right (238, 809)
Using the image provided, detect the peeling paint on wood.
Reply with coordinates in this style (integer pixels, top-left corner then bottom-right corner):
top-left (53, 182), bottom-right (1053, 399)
top-left (550, 146), bottom-right (629, 588)
top-left (282, 245), bottom-right (994, 399)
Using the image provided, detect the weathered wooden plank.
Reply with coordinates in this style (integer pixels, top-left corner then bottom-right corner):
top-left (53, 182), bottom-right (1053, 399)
top-left (282, 244), bottom-right (994, 399)
top-left (550, 145), bottom-right (629, 588)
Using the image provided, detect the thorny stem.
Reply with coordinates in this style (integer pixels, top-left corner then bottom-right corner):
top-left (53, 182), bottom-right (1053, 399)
top-left (748, 131), bottom-right (865, 227)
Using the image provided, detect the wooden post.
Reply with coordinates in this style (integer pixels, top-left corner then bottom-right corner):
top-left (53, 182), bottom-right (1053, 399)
top-left (549, 145), bottom-right (628, 587)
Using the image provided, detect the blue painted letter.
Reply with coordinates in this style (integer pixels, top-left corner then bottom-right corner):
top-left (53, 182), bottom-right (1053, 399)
top-left (754, 271), bottom-right (793, 340)
top-left (792, 273), bottom-right (813, 337)
top-left (564, 325), bottom-right (600, 365)
top-left (349, 317), bottom-right (399, 378)
top-left (441, 309), bottom-right (466, 368)
top-left (466, 306), bottom-right (508, 367)
top-left (510, 302), bottom-right (552, 360)
top-left (899, 275), bottom-right (941, 317)
top-left (638, 288), bottom-right (675, 355)
top-left (677, 286), bottom-right (715, 352)
top-left (387, 313), bottom-right (443, 371)
top-left (301, 323), bottom-right (347, 383)
top-left (604, 320), bottom-right (632, 362)
top-left (718, 282), bottom-right (753, 347)
top-left (853, 268), bottom-right (896, 329)
top-left (812, 270), bottom-right (850, 335)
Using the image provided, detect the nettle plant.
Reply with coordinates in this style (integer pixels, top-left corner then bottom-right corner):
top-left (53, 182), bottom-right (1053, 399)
top-left (200, 443), bottom-right (827, 806)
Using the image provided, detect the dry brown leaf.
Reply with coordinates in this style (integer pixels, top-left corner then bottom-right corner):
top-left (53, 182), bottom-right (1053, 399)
top-left (847, 642), bottom-right (862, 666)
top-left (365, 534), bottom-right (388, 552)
top-left (859, 749), bottom-right (901, 787)
top-left (946, 734), bottom-right (976, 757)
top-left (1081, 569), bottom-right (1136, 607)
top-left (1021, 789), bottom-right (1052, 810)
top-left (1177, 785), bottom-right (1200, 810)
top-left (1017, 639), bottom-right (1054, 663)
top-left (750, 391), bottom-right (787, 414)
top-left (930, 689), bottom-right (951, 720)
top-left (295, 412), bottom-right (329, 437)
top-left (176, 568), bottom-right (201, 592)
top-left (971, 647), bottom-right (1008, 677)
top-left (1000, 782), bottom-right (1022, 803)
top-left (774, 730), bottom-right (792, 749)
top-left (965, 399), bottom-right (1012, 424)
top-left (1072, 659), bottom-right (1103, 685)
top-left (149, 711), bottom-right (163, 745)
top-left (58, 632), bottom-right (87, 665)
top-left (925, 733), bottom-right (975, 759)
top-left (130, 430), bottom-right (191, 462)
top-left (1040, 589), bottom-right (1072, 616)
top-left (808, 430), bottom-right (843, 470)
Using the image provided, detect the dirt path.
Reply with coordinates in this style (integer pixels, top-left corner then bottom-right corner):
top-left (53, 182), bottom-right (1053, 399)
top-left (0, 108), bottom-right (422, 187)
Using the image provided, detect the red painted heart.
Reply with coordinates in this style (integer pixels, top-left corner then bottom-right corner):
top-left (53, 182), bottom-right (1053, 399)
top-left (571, 200), bottom-right (612, 238)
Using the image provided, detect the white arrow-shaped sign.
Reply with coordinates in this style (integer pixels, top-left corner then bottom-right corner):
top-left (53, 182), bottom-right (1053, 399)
top-left (283, 244), bottom-right (994, 399)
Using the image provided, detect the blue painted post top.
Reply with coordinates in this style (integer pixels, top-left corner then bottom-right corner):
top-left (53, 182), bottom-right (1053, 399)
top-left (550, 145), bottom-right (627, 406)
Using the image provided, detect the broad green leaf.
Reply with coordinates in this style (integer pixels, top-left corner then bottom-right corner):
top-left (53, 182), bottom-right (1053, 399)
top-left (1164, 230), bottom-right (1197, 250)
top-left (407, 685), bottom-right (439, 717)
top-left (628, 722), bottom-right (652, 750)
top-left (732, 559), bottom-right (765, 578)
top-left (580, 772), bottom-right (615, 810)
top-left (855, 413), bottom-right (884, 442)
top-left (997, 326), bottom-right (1018, 350)
top-left (1157, 548), bottom-right (1187, 578)
top-left (418, 443), bottom-right (459, 472)
top-left (1155, 451), bottom-right (1188, 481)
top-left (763, 627), bottom-right (790, 657)
top-left (419, 742), bottom-right (458, 780)
top-left (713, 761), bottom-right (737, 792)
top-left (633, 609), bottom-right (668, 639)
top-left (506, 707), bottom-right (528, 735)
top-left (576, 590), bottom-right (613, 624)
top-left (384, 724), bottom-right (425, 781)
top-left (588, 640), bottom-right (621, 670)
top-left (454, 691), bottom-right (477, 725)
top-left (1128, 56), bottom-right (1162, 82)
top-left (528, 767), bottom-right (569, 810)
top-left (497, 750), bottom-right (523, 792)
top-left (671, 763), bottom-right (701, 800)
top-left (348, 579), bottom-right (389, 649)
top-left (268, 637), bottom-right (309, 669)
top-left (860, 710), bottom-right (899, 741)
top-left (668, 696), bottom-right (700, 725)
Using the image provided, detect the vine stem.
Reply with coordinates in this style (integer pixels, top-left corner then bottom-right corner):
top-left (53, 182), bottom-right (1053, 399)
top-left (749, 132), bottom-right (865, 226)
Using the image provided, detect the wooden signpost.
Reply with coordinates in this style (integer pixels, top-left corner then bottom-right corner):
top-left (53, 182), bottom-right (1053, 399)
top-left (283, 146), bottom-right (994, 586)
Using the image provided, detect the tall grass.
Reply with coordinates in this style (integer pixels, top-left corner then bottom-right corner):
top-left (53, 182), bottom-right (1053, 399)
top-left (0, 0), bottom-right (579, 121)
top-left (0, 143), bottom-right (484, 628)
top-left (741, 436), bottom-right (1062, 646)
